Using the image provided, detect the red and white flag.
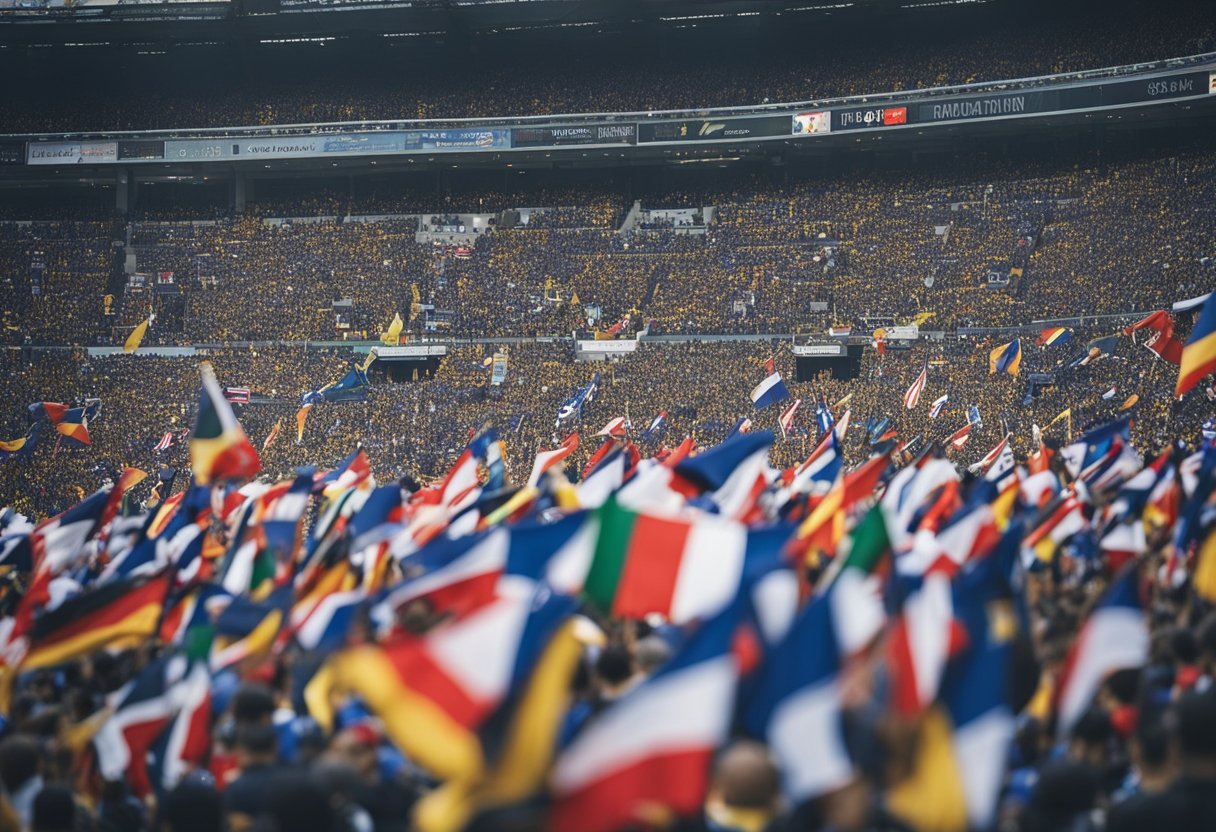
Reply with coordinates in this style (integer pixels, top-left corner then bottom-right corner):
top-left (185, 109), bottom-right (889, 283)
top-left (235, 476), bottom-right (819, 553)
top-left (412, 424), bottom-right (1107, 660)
top-left (948, 423), bottom-right (972, 451)
top-left (903, 364), bottom-right (928, 410)
top-left (779, 399), bottom-right (802, 439)
top-left (154, 432), bottom-right (174, 454)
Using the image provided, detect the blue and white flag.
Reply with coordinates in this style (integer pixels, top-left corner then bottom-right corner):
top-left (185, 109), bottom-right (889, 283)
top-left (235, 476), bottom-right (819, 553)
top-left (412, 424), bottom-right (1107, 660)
top-left (750, 372), bottom-right (791, 409)
top-left (557, 373), bottom-right (601, 424)
top-left (304, 366), bottom-right (370, 405)
top-left (929, 394), bottom-right (948, 420)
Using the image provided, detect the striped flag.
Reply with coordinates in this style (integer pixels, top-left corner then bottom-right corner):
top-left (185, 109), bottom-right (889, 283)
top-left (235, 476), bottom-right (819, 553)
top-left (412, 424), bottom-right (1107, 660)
top-left (1036, 326), bottom-right (1072, 346)
top-left (778, 398), bottom-right (802, 440)
top-left (154, 432), bottom-right (174, 454)
top-left (904, 363), bottom-right (928, 410)
top-left (584, 500), bottom-right (748, 625)
top-left (1177, 293), bottom-right (1216, 396)
top-left (749, 372), bottom-right (791, 409)
top-left (526, 433), bottom-right (580, 487)
top-left (968, 434), bottom-right (1011, 476)
top-left (948, 423), bottom-right (972, 451)
top-left (190, 364), bottom-right (260, 485)
top-left (928, 394), bottom-right (948, 419)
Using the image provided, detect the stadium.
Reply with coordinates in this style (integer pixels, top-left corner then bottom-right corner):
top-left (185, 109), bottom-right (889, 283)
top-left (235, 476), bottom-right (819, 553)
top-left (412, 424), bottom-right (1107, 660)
top-left (0, 0), bottom-right (1215, 829)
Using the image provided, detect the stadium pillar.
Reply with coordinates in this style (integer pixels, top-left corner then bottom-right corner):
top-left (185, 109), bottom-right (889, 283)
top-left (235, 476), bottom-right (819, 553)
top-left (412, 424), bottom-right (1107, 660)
top-left (115, 169), bottom-right (130, 216)
top-left (232, 173), bottom-right (247, 214)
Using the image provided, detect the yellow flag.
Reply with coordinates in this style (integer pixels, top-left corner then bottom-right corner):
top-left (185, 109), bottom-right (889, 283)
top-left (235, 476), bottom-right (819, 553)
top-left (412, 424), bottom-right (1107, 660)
top-left (296, 404), bottom-right (312, 443)
top-left (570, 291), bottom-right (581, 306)
top-left (124, 317), bottom-right (151, 353)
top-left (1044, 407), bottom-right (1071, 432)
top-left (359, 351), bottom-right (377, 373)
top-left (380, 313), bottom-right (404, 346)
top-left (886, 707), bottom-right (969, 832)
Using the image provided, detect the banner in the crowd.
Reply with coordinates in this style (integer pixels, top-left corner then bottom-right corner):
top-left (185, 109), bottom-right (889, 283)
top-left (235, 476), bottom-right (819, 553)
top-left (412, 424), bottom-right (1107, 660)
top-left (491, 352), bottom-right (509, 386)
top-left (576, 340), bottom-right (639, 355)
top-left (27, 141), bottom-right (117, 165)
top-left (162, 130), bottom-right (509, 163)
top-left (637, 115), bottom-right (793, 144)
top-left (792, 343), bottom-right (844, 356)
top-left (512, 124), bottom-right (637, 148)
top-left (370, 345), bottom-right (448, 359)
top-left (792, 111), bottom-right (832, 135)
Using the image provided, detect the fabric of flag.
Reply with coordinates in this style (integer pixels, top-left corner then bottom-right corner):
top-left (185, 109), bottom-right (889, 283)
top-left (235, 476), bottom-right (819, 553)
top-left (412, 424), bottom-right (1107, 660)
top-left (556, 374), bottom-right (600, 423)
top-left (549, 606), bottom-right (739, 832)
top-left (674, 431), bottom-right (774, 519)
top-left (1036, 326), bottom-right (1072, 346)
top-left (28, 401), bottom-right (70, 424)
top-left (304, 366), bottom-right (371, 405)
top-left (1055, 569), bottom-right (1147, 738)
top-left (190, 364), bottom-right (260, 485)
top-left (596, 417), bottom-right (627, 438)
top-left (262, 419), bottom-right (281, 453)
top-left (1124, 310), bottom-right (1183, 365)
top-left (948, 423), bottom-right (972, 450)
top-left (741, 578), bottom-right (862, 802)
top-left (640, 410), bottom-right (668, 442)
top-left (381, 313), bottom-right (404, 345)
top-left (0, 424), bottom-right (40, 462)
top-left (1177, 293), bottom-right (1216, 396)
top-left (584, 499), bottom-right (748, 624)
top-left (23, 573), bottom-right (171, 670)
top-left (1074, 334), bottom-right (1121, 367)
top-left (988, 339), bottom-right (1021, 376)
top-left (123, 316), bottom-right (152, 353)
top-left (145, 659), bottom-right (211, 795)
top-left (154, 432), bottom-right (173, 454)
top-left (526, 433), bottom-right (579, 487)
top-left (791, 430), bottom-right (840, 495)
top-left (904, 363), bottom-right (928, 409)
top-left (928, 393), bottom-right (948, 420)
top-left (93, 654), bottom-right (178, 797)
top-left (727, 417), bottom-right (752, 438)
top-left (749, 372), bottom-right (790, 409)
top-left (323, 587), bottom-right (576, 784)
top-left (778, 398), bottom-right (801, 439)
top-left (969, 434), bottom-right (1011, 476)
top-left (223, 387), bottom-right (251, 404)
top-left (55, 405), bottom-right (94, 446)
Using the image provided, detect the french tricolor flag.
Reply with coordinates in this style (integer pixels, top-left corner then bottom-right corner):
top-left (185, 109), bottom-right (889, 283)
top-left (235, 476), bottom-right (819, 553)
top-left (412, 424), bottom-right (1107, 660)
top-left (550, 608), bottom-right (739, 832)
top-left (749, 372), bottom-right (791, 409)
top-left (1055, 569), bottom-right (1148, 738)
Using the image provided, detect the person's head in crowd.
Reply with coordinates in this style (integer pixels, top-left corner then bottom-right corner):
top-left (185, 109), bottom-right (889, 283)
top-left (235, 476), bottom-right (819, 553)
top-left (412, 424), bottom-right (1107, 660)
top-left (30, 785), bottom-right (75, 832)
top-left (0, 735), bottom-right (43, 799)
top-left (311, 760), bottom-right (374, 832)
top-left (258, 773), bottom-right (338, 832)
top-left (231, 684), bottom-right (277, 729)
top-left (328, 725), bottom-right (380, 783)
top-left (1169, 689), bottom-right (1216, 779)
top-left (235, 722), bottom-right (280, 772)
top-left (158, 777), bottom-right (223, 832)
top-left (1128, 708), bottom-right (1173, 794)
top-left (593, 642), bottom-right (635, 701)
top-left (704, 741), bottom-right (781, 832)
top-left (1068, 709), bottom-right (1113, 768)
top-left (1020, 760), bottom-right (1101, 832)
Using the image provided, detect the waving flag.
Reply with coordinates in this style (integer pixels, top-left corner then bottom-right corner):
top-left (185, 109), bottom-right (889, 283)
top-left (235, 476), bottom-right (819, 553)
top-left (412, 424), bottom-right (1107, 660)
top-left (0, 423), bottom-right (40, 462)
top-left (1036, 326), bottom-right (1072, 346)
top-left (123, 316), bottom-right (152, 353)
top-left (596, 417), bottom-right (628, 438)
top-left (1055, 569), bottom-right (1147, 738)
top-left (904, 363), bottom-right (928, 409)
top-left (790, 431), bottom-right (841, 495)
top-left (969, 434), bottom-right (1011, 476)
top-left (526, 433), bottom-right (580, 487)
top-left (929, 394), bottom-right (949, 420)
top-left (1124, 310), bottom-right (1183, 365)
top-left (988, 339), bottom-right (1021, 376)
top-left (1074, 334), bottom-right (1121, 367)
top-left (304, 366), bottom-right (370, 405)
top-left (557, 374), bottom-right (600, 423)
top-left (261, 419), bottom-right (281, 453)
top-left (1177, 294), bottom-right (1216, 396)
top-left (55, 401), bottom-right (100, 447)
top-left (190, 364), bottom-right (260, 485)
top-left (778, 399), bottom-right (802, 439)
top-left (749, 372), bottom-right (791, 409)
top-left (550, 607), bottom-right (739, 832)
top-left (948, 423), bottom-right (972, 451)
top-left (640, 410), bottom-right (668, 442)
top-left (584, 500), bottom-right (749, 624)
top-left (727, 417), bottom-right (752, 438)
top-left (154, 432), bottom-right (174, 454)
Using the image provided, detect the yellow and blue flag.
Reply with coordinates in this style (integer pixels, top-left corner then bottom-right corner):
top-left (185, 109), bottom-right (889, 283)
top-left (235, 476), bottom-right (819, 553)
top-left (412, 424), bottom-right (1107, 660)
top-left (1177, 294), bottom-right (1216, 396)
top-left (988, 339), bottom-right (1021, 376)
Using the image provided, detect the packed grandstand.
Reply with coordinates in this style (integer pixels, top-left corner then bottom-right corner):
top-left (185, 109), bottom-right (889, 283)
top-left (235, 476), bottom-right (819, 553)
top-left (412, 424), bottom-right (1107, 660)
top-left (2, 1), bottom-right (1216, 831)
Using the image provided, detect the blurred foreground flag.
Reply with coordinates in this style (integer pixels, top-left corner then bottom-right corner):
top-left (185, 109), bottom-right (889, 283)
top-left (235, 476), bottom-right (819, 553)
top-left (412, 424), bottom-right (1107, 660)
top-left (190, 363), bottom-right (261, 485)
top-left (1177, 294), bottom-right (1216, 396)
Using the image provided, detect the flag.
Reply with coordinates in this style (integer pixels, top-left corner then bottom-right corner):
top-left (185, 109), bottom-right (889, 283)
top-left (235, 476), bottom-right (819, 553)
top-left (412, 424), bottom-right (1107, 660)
top-left (928, 393), bottom-right (948, 420)
top-left (94, 655), bottom-right (178, 797)
top-left (727, 417), bottom-right (752, 438)
top-left (948, 423), bottom-right (972, 451)
top-left (549, 607), bottom-right (739, 832)
top-left (968, 434), bottom-right (1012, 476)
top-left (208, 587), bottom-right (292, 672)
top-left (1055, 569), bottom-right (1147, 738)
top-left (526, 433), bottom-right (579, 487)
top-left (790, 431), bottom-right (841, 495)
top-left (0, 424), bottom-right (40, 462)
top-left (988, 340), bottom-right (1021, 376)
top-left (324, 587), bottom-right (577, 784)
top-left (556, 374), bottom-right (600, 423)
top-left (123, 316), bottom-right (152, 353)
top-left (1177, 293), bottom-right (1216, 396)
top-left (380, 313), bottom-right (404, 346)
top-left (584, 499), bottom-right (748, 624)
top-left (1044, 407), bottom-right (1072, 435)
top-left (1074, 334), bottom-right (1121, 367)
top-left (55, 405), bottom-right (96, 446)
top-left (741, 575), bottom-right (877, 803)
top-left (778, 399), bottom-right (801, 439)
top-left (596, 417), bottom-right (627, 438)
top-left (295, 404), bottom-right (312, 443)
top-left (304, 367), bottom-right (370, 405)
top-left (764, 355), bottom-right (776, 375)
top-left (262, 419), bottom-right (282, 453)
top-left (673, 431), bottom-right (774, 519)
top-left (23, 573), bottom-right (171, 670)
top-left (189, 364), bottom-right (260, 485)
top-left (640, 410), bottom-right (668, 442)
top-left (1102, 386), bottom-right (1118, 400)
top-left (1119, 394), bottom-right (1139, 412)
top-left (1036, 326), bottom-right (1072, 346)
top-left (223, 387), bottom-right (251, 405)
top-left (904, 363), bottom-right (928, 409)
top-left (1124, 310), bottom-right (1183, 365)
top-left (145, 660), bottom-right (211, 794)
top-left (28, 401), bottom-right (70, 424)
top-left (749, 372), bottom-right (790, 409)
top-left (154, 432), bottom-right (174, 454)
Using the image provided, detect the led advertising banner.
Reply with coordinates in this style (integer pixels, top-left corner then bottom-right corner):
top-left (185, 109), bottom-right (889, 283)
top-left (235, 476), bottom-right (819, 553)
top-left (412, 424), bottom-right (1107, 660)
top-left (637, 114), bottom-right (793, 143)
